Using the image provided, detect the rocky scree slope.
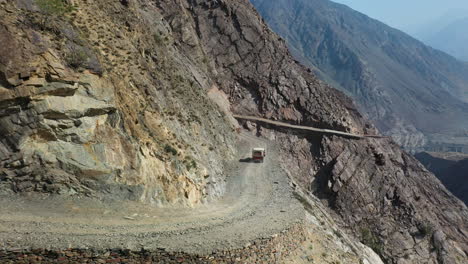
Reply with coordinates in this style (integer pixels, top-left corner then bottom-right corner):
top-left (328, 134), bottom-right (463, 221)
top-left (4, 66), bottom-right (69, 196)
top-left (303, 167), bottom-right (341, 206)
top-left (177, 0), bottom-right (467, 263)
top-left (0, 0), bottom-right (237, 206)
top-left (0, 0), bottom-right (467, 263)
top-left (251, 0), bottom-right (468, 152)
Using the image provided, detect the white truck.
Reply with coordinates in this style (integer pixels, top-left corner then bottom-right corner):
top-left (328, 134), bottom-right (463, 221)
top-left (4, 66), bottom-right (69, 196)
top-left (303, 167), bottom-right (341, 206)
top-left (252, 148), bottom-right (266, 163)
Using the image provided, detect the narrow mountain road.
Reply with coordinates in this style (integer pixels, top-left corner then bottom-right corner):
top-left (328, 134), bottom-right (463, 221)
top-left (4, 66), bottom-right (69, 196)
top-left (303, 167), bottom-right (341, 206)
top-left (0, 133), bottom-right (303, 254)
top-left (234, 115), bottom-right (388, 139)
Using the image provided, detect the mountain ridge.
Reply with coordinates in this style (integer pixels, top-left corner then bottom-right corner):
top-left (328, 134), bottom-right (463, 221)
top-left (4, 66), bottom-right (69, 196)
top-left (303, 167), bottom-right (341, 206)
top-left (423, 16), bottom-right (468, 62)
top-left (251, 0), bottom-right (468, 152)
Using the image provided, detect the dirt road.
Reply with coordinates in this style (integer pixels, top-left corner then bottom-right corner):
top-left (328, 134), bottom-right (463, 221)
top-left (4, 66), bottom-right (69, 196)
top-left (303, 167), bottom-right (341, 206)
top-left (0, 133), bottom-right (303, 254)
top-left (234, 115), bottom-right (388, 139)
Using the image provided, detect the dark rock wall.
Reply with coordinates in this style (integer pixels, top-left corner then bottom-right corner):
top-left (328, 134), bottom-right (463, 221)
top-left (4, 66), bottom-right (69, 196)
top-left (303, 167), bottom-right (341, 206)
top-left (168, 0), bottom-right (468, 263)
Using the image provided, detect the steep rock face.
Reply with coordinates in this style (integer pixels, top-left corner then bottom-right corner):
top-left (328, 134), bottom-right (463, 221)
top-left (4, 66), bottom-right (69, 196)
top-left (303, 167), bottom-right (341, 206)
top-left (250, 0), bottom-right (468, 152)
top-left (415, 152), bottom-right (468, 205)
top-left (169, 0), bottom-right (467, 263)
top-left (0, 0), bottom-right (237, 206)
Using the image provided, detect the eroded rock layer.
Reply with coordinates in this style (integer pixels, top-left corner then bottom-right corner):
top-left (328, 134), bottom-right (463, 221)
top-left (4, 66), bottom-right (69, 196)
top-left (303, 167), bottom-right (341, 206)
top-left (0, 0), bottom-right (237, 206)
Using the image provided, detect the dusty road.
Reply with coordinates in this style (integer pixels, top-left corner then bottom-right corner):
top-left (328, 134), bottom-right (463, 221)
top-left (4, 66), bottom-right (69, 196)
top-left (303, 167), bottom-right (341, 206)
top-left (233, 115), bottom-right (388, 139)
top-left (0, 133), bottom-right (303, 254)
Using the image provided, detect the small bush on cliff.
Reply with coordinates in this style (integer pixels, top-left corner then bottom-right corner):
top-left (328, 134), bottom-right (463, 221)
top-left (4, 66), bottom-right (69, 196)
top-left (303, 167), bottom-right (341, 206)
top-left (360, 227), bottom-right (384, 256)
top-left (65, 46), bottom-right (88, 69)
top-left (164, 145), bottom-right (178, 156)
top-left (35, 0), bottom-right (75, 31)
top-left (36, 0), bottom-right (74, 16)
top-left (418, 222), bottom-right (434, 237)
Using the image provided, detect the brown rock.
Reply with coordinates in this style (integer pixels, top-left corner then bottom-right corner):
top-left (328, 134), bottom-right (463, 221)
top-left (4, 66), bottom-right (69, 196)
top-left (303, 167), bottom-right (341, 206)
top-left (6, 76), bottom-right (22, 87)
top-left (23, 77), bottom-right (45, 87)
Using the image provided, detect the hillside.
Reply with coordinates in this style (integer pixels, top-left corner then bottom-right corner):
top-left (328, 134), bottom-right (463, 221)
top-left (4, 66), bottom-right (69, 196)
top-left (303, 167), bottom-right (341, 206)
top-left (250, 0), bottom-right (468, 152)
top-left (424, 17), bottom-right (468, 62)
top-left (0, 0), bottom-right (467, 263)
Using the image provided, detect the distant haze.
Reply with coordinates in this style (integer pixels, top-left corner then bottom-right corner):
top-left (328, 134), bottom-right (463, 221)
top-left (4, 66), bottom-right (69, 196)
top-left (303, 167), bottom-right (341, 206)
top-left (331, 0), bottom-right (468, 33)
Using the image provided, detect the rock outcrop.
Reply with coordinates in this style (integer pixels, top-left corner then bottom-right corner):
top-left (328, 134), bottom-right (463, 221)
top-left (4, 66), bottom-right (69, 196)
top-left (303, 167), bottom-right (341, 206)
top-left (0, 0), bottom-right (237, 206)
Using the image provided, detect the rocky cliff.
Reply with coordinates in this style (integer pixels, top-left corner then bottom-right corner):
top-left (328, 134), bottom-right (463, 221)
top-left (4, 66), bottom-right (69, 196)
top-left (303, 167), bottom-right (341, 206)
top-left (0, 0), bottom-right (238, 206)
top-left (250, 0), bottom-right (468, 153)
top-left (179, 1), bottom-right (468, 263)
top-left (0, 0), bottom-right (467, 263)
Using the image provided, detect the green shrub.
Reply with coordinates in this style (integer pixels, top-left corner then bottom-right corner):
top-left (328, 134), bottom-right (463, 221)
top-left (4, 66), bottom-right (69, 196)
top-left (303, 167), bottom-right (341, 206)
top-left (184, 158), bottom-right (197, 170)
top-left (65, 47), bottom-right (88, 69)
top-left (418, 222), bottom-right (434, 237)
top-left (360, 227), bottom-right (384, 256)
top-left (35, 0), bottom-right (74, 30)
top-left (154, 33), bottom-right (165, 45)
top-left (164, 144), bottom-right (178, 155)
top-left (36, 0), bottom-right (74, 16)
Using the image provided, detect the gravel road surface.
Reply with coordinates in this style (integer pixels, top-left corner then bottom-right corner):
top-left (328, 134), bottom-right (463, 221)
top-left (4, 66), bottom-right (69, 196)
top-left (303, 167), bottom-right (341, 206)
top-left (0, 133), bottom-right (303, 254)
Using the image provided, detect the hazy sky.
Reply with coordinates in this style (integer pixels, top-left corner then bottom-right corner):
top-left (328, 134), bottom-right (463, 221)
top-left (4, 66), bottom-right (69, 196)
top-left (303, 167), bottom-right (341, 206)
top-left (331, 0), bottom-right (468, 32)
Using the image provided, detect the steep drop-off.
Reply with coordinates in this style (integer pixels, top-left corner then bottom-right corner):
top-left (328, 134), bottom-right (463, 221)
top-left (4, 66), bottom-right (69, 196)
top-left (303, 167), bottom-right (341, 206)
top-left (0, 0), bottom-right (467, 263)
top-left (250, 0), bottom-right (468, 153)
top-left (415, 152), bottom-right (468, 205)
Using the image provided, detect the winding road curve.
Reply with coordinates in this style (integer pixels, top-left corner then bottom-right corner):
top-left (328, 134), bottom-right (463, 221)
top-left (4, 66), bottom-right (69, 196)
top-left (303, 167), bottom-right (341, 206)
top-left (0, 133), bottom-right (303, 255)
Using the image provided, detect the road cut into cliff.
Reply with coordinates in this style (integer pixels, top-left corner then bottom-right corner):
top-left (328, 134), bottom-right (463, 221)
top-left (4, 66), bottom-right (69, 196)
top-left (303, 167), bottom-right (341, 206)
top-left (0, 133), bottom-right (305, 263)
top-left (234, 115), bottom-right (389, 139)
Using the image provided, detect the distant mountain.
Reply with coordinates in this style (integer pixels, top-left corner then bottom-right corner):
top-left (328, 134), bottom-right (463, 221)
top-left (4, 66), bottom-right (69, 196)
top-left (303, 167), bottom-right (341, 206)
top-left (415, 152), bottom-right (468, 205)
top-left (423, 17), bottom-right (468, 62)
top-left (250, 0), bottom-right (468, 152)
top-left (408, 9), bottom-right (468, 41)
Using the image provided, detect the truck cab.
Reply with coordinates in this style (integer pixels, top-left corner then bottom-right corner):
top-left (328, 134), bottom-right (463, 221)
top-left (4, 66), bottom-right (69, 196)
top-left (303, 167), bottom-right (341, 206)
top-left (252, 148), bottom-right (266, 163)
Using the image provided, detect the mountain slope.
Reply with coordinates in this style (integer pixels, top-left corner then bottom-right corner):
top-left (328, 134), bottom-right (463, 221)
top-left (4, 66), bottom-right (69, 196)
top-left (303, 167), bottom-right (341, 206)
top-left (424, 17), bottom-right (468, 62)
top-left (184, 1), bottom-right (468, 262)
top-left (0, 0), bottom-right (467, 263)
top-left (250, 0), bottom-right (468, 152)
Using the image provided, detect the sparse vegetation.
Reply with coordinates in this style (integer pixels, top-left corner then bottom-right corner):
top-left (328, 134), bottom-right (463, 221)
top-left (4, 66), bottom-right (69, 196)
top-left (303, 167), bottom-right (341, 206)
top-left (360, 227), bottom-right (384, 257)
top-left (35, 0), bottom-right (74, 29)
top-left (418, 222), bottom-right (434, 237)
top-left (333, 229), bottom-right (343, 239)
top-left (65, 46), bottom-right (88, 69)
top-left (36, 0), bottom-right (74, 16)
top-left (153, 33), bottom-right (166, 45)
top-left (164, 144), bottom-right (178, 155)
top-left (184, 157), bottom-right (197, 170)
